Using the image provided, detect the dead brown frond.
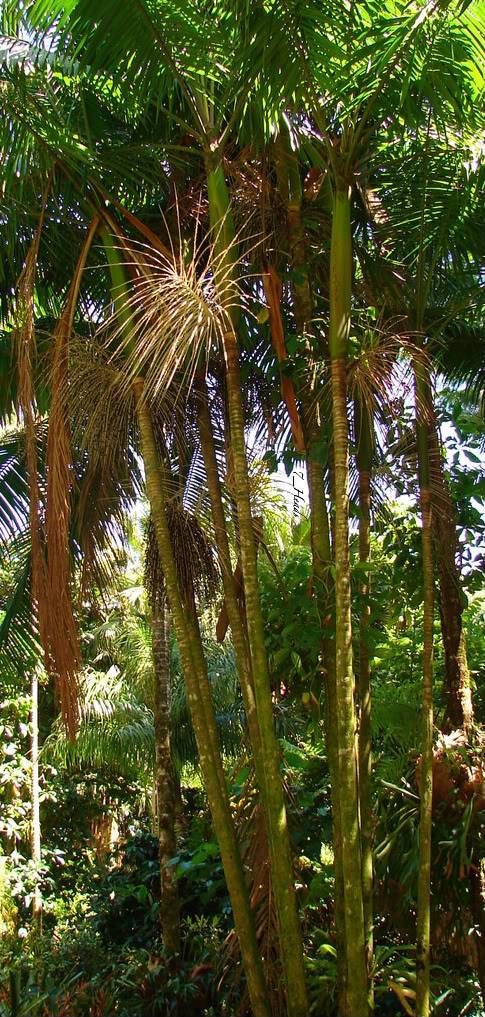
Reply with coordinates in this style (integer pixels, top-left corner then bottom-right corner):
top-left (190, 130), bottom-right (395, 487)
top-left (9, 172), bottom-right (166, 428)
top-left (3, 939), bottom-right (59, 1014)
top-left (13, 194), bottom-right (51, 693)
top-left (348, 318), bottom-right (412, 430)
top-left (145, 502), bottom-right (220, 610)
top-left (262, 264), bottom-right (306, 453)
top-left (99, 212), bottom-right (249, 405)
top-left (68, 333), bottom-right (139, 596)
top-left (44, 218), bottom-right (98, 736)
top-left (220, 767), bottom-right (285, 1017)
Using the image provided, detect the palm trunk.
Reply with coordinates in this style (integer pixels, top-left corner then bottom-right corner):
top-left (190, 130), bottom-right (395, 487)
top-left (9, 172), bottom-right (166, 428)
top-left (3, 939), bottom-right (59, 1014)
top-left (151, 595), bottom-right (180, 953)
top-left (328, 184), bottom-right (368, 1017)
top-left (307, 454), bottom-right (348, 1008)
top-left (196, 378), bottom-right (263, 765)
top-left (424, 385), bottom-right (473, 731)
top-left (354, 395), bottom-right (374, 984)
top-left (206, 159), bottom-right (308, 1017)
top-left (102, 234), bottom-right (269, 1013)
top-left (413, 357), bottom-right (434, 1017)
top-left (469, 858), bottom-right (485, 1008)
top-left (31, 669), bottom-right (42, 928)
top-left (134, 380), bottom-right (271, 1017)
top-left (274, 129), bottom-right (347, 1010)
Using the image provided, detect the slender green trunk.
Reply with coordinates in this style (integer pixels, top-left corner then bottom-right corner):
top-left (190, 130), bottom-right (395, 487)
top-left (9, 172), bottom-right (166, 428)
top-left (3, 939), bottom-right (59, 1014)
top-left (469, 858), bottom-right (485, 1008)
top-left (307, 454), bottom-right (347, 1007)
top-left (328, 185), bottom-right (368, 1017)
top-left (101, 232), bottom-right (269, 1016)
top-left (206, 158), bottom-right (308, 1017)
top-left (354, 395), bottom-right (374, 989)
top-left (30, 669), bottom-right (42, 929)
top-left (134, 381), bottom-right (270, 1017)
top-left (151, 595), bottom-right (180, 953)
top-left (274, 129), bottom-right (347, 1010)
top-left (413, 357), bottom-right (434, 1017)
top-left (424, 383), bottom-right (473, 731)
top-left (196, 378), bottom-right (263, 765)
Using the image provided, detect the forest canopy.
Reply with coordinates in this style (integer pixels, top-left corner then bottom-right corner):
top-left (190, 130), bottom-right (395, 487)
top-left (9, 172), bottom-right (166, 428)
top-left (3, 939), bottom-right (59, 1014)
top-left (1, 1), bottom-right (485, 1016)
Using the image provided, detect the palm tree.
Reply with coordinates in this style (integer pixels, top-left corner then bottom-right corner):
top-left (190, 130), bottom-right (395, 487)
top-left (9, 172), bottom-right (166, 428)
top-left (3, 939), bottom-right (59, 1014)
top-left (2, 4), bottom-right (485, 1013)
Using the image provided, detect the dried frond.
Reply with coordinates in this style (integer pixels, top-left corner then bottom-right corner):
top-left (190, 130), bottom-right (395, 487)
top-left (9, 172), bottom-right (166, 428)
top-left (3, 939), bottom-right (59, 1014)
top-left (100, 224), bottom-right (245, 405)
top-left (13, 195), bottom-right (51, 687)
top-left (68, 334), bottom-right (140, 595)
top-left (262, 264), bottom-right (305, 453)
top-left (221, 766), bottom-right (284, 1016)
top-left (144, 504), bottom-right (219, 610)
top-left (348, 316), bottom-right (411, 431)
top-left (45, 218), bottom-right (98, 736)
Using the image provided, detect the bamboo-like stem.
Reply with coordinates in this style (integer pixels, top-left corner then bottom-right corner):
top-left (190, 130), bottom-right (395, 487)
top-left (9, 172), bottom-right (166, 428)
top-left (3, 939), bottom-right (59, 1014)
top-left (469, 859), bottom-right (485, 1008)
top-left (274, 126), bottom-right (347, 1009)
top-left (101, 233), bottom-right (270, 1015)
top-left (354, 395), bottom-right (374, 991)
top-left (151, 595), bottom-right (180, 953)
top-left (328, 185), bottom-right (368, 1017)
top-left (134, 380), bottom-right (271, 1017)
top-left (196, 377), bottom-right (263, 765)
top-left (31, 669), bottom-right (42, 928)
top-left (423, 379), bottom-right (473, 731)
top-left (414, 356), bottom-right (434, 1017)
top-left (307, 452), bottom-right (348, 1008)
top-left (206, 159), bottom-right (309, 1017)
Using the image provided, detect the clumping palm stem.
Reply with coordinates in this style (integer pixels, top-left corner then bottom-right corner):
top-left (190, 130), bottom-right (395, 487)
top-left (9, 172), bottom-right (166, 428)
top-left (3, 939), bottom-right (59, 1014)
top-left (196, 378), bottom-right (263, 764)
top-left (206, 159), bottom-right (309, 1017)
top-left (354, 394), bottom-right (374, 993)
top-left (151, 595), bottom-right (180, 953)
top-left (31, 668), bottom-right (42, 927)
top-left (275, 126), bottom-right (347, 1008)
top-left (134, 379), bottom-right (271, 1017)
top-left (414, 356), bottom-right (434, 1017)
top-left (328, 184), bottom-right (368, 1017)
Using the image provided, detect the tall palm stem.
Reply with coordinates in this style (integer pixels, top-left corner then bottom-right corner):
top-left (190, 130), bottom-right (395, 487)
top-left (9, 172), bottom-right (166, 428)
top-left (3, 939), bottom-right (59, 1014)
top-left (151, 595), bottom-right (180, 952)
top-left (206, 159), bottom-right (308, 1017)
top-left (413, 356), bottom-right (434, 1017)
top-left (328, 184), bottom-right (368, 1017)
top-left (196, 377), bottom-right (263, 765)
top-left (102, 228), bottom-right (269, 1013)
top-left (354, 394), bottom-right (374, 985)
top-left (274, 128), bottom-right (347, 1008)
top-left (135, 379), bottom-right (271, 1017)
top-left (423, 380), bottom-right (472, 730)
top-left (469, 860), bottom-right (485, 1008)
top-left (31, 668), bottom-right (42, 928)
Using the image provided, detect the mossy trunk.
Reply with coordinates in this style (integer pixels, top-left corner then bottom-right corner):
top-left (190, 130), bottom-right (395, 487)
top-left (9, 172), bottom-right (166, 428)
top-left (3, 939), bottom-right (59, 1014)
top-left (151, 595), bottom-right (180, 953)
top-left (328, 185), bottom-right (368, 1017)
top-left (206, 158), bottom-right (308, 1017)
top-left (413, 357), bottom-right (434, 1017)
top-left (134, 380), bottom-right (270, 1017)
top-left (354, 394), bottom-right (374, 985)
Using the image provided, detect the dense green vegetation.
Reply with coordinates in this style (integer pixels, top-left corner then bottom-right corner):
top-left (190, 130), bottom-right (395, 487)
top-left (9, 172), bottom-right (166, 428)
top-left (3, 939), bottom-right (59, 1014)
top-left (1, 1), bottom-right (485, 1014)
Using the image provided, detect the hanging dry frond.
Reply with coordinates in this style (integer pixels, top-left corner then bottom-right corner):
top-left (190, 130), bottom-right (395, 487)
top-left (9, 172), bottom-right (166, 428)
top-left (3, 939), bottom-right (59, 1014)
top-left (68, 333), bottom-right (139, 596)
top-left (145, 503), bottom-right (219, 611)
top-left (45, 217), bottom-right (99, 737)
top-left (348, 316), bottom-right (411, 430)
top-left (13, 194), bottom-right (51, 683)
top-left (220, 766), bottom-right (285, 1017)
top-left (262, 264), bottom-right (305, 452)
